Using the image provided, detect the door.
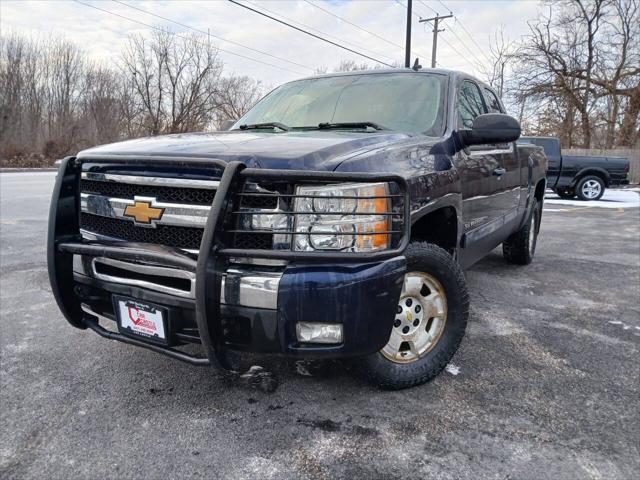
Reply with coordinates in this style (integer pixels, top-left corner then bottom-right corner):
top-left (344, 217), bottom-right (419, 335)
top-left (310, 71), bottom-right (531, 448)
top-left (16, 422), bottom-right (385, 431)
top-left (455, 80), bottom-right (503, 239)
top-left (481, 87), bottom-right (522, 222)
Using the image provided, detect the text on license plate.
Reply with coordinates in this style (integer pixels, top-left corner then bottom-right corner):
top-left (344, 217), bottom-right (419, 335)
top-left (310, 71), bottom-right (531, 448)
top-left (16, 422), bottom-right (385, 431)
top-left (117, 299), bottom-right (166, 341)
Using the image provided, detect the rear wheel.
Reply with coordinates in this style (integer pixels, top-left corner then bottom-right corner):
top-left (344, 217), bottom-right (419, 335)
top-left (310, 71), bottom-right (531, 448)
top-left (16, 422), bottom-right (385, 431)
top-left (503, 199), bottom-right (540, 265)
top-left (576, 175), bottom-right (605, 201)
top-left (359, 242), bottom-right (468, 390)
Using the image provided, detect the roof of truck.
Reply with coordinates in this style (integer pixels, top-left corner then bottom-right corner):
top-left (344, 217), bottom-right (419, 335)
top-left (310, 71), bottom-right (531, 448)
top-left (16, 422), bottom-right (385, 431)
top-left (298, 67), bottom-right (461, 79)
top-left (294, 67), bottom-right (488, 89)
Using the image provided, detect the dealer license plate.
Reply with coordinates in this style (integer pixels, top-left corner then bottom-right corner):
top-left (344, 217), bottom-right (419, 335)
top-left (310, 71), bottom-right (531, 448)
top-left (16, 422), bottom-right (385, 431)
top-left (115, 298), bottom-right (167, 343)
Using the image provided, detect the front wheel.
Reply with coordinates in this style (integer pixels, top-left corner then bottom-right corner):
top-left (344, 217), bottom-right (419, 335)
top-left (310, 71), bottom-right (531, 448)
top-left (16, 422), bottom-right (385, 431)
top-left (359, 242), bottom-right (469, 390)
top-left (576, 175), bottom-right (605, 201)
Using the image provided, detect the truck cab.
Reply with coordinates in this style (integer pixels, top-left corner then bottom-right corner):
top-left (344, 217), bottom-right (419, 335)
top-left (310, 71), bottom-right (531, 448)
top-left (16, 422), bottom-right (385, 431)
top-left (48, 69), bottom-right (547, 389)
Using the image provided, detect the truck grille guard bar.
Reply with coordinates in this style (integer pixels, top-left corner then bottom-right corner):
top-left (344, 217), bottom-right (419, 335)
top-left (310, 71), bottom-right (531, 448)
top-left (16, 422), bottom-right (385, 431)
top-left (48, 156), bottom-right (411, 369)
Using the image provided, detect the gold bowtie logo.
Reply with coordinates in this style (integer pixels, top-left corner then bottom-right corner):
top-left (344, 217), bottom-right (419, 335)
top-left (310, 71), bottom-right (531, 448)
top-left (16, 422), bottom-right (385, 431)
top-left (407, 312), bottom-right (413, 322)
top-left (124, 200), bottom-right (164, 225)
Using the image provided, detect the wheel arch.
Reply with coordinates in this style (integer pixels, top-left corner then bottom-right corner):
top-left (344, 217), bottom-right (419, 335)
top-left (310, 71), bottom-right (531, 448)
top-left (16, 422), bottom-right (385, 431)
top-left (572, 168), bottom-right (610, 187)
top-left (534, 177), bottom-right (546, 203)
top-left (410, 200), bottom-right (460, 255)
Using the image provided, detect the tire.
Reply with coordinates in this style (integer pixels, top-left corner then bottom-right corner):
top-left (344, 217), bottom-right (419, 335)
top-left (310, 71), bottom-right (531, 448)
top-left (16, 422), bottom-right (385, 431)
top-left (359, 242), bottom-right (469, 390)
top-left (576, 175), bottom-right (605, 201)
top-left (503, 199), bottom-right (540, 265)
top-left (556, 188), bottom-right (575, 199)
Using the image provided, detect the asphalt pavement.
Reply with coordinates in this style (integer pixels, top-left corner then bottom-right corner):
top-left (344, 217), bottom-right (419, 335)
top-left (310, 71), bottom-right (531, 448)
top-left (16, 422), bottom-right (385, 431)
top-left (1, 172), bottom-right (639, 479)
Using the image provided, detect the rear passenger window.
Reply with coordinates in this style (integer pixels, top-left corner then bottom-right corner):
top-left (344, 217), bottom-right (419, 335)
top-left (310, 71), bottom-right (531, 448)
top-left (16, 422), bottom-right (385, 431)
top-left (483, 88), bottom-right (504, 113)
top-left (458, 81), bottom-right (487, 129)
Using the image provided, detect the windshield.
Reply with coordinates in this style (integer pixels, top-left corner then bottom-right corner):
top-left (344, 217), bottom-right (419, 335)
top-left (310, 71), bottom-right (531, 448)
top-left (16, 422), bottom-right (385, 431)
top-left (233, 73), bottom-right (447, 135)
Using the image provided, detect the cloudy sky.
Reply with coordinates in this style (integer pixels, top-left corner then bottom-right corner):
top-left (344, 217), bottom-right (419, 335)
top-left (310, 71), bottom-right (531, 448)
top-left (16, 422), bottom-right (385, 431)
top-left (1, 0), bottom-right (541, 87)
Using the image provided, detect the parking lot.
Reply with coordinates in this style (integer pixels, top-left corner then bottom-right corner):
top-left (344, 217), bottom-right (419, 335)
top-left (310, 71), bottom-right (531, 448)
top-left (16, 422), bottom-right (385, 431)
top-left (1, 172), bottom-right (639, 479)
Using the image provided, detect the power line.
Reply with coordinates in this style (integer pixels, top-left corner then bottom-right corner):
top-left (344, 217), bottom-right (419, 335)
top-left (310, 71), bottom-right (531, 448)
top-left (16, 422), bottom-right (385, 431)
top-left (417, 0), bottom-right (439, 16)
top-left (417, 0), bottom-right (493, 67)
top-left (72, 0), bottom-right (307, 76)
top-left (240, 0), bottom-right (396, 62)
top-left (431, 0), bottom-right (492, 64)
top-left (419, 20), bottom-right (477, 70)
top-left (419, 13), bottom-right (453, 68)
top-left (391, 0), bottom-right (435, 60)
top-left (111, 0), bottom-right (315, 72)
top-left (456, 18), bottom-right (493, 64)
top-left (395, 0), bottom-right (421, 19)
top-left (447, 24), bottom-right (487, 68)
top-left (228, 0), bottom-right (395, 68)
top-left (304, 0), bottom-right (404, 52)
top-left (435, 0), bottom-right (451, 14)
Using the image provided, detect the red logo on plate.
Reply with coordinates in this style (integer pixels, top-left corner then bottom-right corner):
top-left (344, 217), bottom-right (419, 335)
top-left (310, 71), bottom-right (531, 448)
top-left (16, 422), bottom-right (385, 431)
top-left (128, 306), bottom-right (156, 332)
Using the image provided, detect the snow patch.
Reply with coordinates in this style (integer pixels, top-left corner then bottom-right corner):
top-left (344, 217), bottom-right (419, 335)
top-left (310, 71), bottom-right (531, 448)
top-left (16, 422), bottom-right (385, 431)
top-left (544, 189), bottom-right (639, 209)
top-left (445, 364), bottom-right (460, 376)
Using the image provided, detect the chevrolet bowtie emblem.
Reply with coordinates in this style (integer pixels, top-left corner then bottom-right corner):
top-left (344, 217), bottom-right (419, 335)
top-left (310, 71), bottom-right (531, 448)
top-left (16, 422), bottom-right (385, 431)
top-left (123, 199), bottom-right (165, 226)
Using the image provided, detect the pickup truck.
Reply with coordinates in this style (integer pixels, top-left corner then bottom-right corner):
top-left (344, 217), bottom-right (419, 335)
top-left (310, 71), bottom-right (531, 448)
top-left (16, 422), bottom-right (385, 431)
top-left (48, 69), bottom-right (547, 390)
top-left (518, 136), bottom-right (629, 200)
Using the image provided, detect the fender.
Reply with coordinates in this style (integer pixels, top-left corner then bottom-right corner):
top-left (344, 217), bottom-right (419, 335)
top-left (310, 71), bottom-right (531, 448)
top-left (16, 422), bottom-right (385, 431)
top-left (408, 168), bottom-right (463, 250)
top-left (571, 167), bottom-right (610, 187)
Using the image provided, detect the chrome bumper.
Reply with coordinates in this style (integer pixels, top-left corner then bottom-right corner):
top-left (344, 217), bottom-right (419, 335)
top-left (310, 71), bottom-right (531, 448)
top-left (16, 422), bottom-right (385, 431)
top-left (72, 255), bottom-right (282, 310)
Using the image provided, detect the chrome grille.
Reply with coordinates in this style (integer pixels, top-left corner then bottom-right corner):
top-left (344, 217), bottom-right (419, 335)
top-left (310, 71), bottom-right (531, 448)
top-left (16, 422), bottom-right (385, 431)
top-left (80, 213), bottom-right (204, 249)
top-left (80, 179), bottom-right (216, 205)
top-left (79, 172), bottom-right (218, 250)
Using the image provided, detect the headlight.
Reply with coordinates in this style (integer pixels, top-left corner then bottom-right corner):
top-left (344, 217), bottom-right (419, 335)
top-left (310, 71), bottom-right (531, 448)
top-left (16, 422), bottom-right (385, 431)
top-left (293, 182), bottom-right (391, 252)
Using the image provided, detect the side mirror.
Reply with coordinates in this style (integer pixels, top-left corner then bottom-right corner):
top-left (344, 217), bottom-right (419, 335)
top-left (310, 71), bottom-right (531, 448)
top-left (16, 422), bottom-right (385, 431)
top-left (220, 119), bottom-right (237, 131)
top-left (461, 113), bottom-right (521, 146)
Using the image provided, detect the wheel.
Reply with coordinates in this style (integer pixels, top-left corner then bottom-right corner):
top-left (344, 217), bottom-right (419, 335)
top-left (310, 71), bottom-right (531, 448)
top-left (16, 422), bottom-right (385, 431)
top-left (576, 175), bottom-right (605, 201)
top-left (359, 242), bottom-right (469, 390)
top-left (503, 199), bottom-right (540, 265)
top-left (556, 188), bottom-right (575, 199)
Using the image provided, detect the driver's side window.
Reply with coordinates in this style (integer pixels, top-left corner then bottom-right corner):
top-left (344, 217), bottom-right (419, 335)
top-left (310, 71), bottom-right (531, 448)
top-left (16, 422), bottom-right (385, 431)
top-left (458, 80), bottom-right (487, 130)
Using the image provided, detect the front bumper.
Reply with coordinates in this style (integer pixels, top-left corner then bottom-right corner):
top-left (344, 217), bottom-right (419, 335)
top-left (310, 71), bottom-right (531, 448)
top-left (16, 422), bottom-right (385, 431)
top-left (48, 157), bottom-right (409, 368)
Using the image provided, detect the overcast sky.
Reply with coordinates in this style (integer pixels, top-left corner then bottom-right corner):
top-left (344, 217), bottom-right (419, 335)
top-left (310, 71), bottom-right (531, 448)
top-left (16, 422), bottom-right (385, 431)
top-left (1, 0), bottom-right (541, 87)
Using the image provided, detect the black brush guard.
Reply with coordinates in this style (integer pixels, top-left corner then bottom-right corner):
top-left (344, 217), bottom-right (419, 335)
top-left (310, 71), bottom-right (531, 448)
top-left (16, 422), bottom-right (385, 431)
top-left (48, 156), bottom-right (411, 369)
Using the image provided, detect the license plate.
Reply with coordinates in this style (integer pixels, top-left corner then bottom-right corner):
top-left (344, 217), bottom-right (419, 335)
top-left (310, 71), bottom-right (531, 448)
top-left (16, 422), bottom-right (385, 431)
top-left (115, 297), bottom-right (167, 343)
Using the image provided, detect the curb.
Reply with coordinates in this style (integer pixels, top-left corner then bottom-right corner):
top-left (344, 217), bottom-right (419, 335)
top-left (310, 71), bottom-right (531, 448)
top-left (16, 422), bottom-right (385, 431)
top-left (0, 168), bottom-right (58, 173)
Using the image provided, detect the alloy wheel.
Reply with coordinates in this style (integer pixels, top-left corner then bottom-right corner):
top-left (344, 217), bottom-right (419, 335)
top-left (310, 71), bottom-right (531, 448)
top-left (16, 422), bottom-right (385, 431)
top-left (381, 272), bottom-right (448, 364)
top-left (581, 179), bottom-right (602, 199)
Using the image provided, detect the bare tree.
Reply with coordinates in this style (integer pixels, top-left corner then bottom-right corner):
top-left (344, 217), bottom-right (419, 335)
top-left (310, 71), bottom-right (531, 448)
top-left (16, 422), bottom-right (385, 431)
top-left (511, 0), bottom-right (639, 147)
top-left (480, 25), bottom-right (517, 97)
top-left (214, 75), bottom-right (263, 125)
top-left (120, 30), bottom-right (223, 135)
top-left (83, 65), bottom-right (125, 145)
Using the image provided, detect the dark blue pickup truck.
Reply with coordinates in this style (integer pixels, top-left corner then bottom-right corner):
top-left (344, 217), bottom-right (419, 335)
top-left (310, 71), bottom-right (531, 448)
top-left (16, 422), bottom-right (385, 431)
top-left (48, 69), bottom-right (547, 389)
top-left (518, 136), bottom-right (629, 200)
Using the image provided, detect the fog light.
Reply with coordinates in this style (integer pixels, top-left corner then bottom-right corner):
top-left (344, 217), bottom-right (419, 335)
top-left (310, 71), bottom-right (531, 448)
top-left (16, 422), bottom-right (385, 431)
top-left (296, 322), bottom-right (343, 344)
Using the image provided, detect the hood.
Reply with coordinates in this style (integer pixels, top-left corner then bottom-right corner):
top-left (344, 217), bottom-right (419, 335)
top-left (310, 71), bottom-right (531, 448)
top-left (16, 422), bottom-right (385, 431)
top-left (78, 130), bottom-right (411, 171)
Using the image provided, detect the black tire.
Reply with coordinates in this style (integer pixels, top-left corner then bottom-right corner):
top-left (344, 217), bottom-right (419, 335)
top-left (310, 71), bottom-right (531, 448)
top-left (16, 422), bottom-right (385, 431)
top-left (556, 188), bottom-right (575, 199)
top-left (576, 175), bottom-right (605, 201)
top-left (358, 242), bottom-right (469, 390)
top-left (503, 199), bottom-right (540, 265)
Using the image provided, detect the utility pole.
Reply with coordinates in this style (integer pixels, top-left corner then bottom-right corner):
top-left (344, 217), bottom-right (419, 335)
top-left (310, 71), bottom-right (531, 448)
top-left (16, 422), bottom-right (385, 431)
top-left (404, 0), bottom-right (412, 68)
top-left (419, 13), bottom-right (453, 68)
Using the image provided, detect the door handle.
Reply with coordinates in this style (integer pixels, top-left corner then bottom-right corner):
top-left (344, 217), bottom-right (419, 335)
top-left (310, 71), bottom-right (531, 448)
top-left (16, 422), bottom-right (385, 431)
top-left (493, 167), bottom-right (506, 176)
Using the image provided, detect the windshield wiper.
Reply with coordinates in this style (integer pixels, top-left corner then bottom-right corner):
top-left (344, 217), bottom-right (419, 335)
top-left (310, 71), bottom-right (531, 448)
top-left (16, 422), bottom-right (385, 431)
top-left (317, 122), bottom-right (386, 131)
top-left (238, 122), bottom-right (290, 132)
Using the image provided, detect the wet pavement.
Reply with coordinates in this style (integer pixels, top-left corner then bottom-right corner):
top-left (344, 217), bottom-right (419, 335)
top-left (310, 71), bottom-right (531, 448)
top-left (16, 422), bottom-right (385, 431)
top-left (1, 172), bottom-right (639, 479)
